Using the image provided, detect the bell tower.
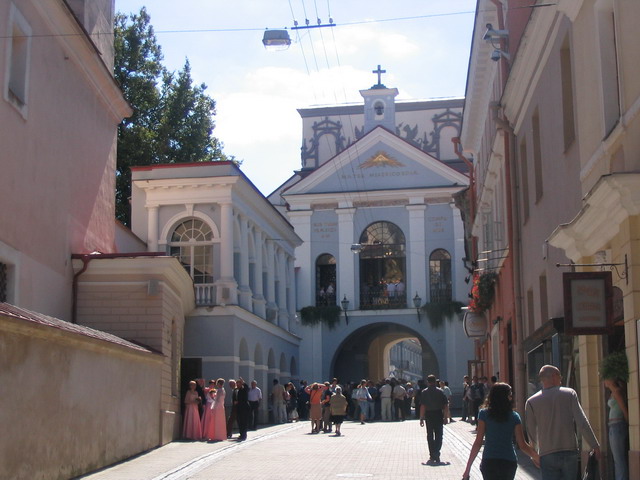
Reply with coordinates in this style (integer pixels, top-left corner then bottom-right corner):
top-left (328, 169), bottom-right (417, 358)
top-left (360, 65), bottom-right (398, 134)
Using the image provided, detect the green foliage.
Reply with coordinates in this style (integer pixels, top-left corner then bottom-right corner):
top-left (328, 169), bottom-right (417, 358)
top-left (299, 305), bottom-right (342, 330)
top-left (422, 301), bottom-right (465, 329)
top-left (600, 350), bottom-right (629, 382)
top-left (114, 8), bottom-right (234, 225)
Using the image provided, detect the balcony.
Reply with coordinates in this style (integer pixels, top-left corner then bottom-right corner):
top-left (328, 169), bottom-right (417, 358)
top-left (359, 291), bottom-right (407, 310)
top-left (429, 286), bottom-right (452, 304)
top-left (194, 283), bottom-right (216, 306)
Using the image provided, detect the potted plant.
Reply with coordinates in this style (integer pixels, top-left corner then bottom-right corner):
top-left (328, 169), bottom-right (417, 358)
top-left (600, 350), bottom-right (629, 382)
top-left (468, 272), bottom-right (498, 314)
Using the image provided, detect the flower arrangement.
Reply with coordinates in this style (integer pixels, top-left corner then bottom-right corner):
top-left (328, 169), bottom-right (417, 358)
top-left (468, 272), bottom-right (498, 314)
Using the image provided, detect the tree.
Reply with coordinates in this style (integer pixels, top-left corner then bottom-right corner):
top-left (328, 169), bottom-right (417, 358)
top-left (114, 8), bottom-right (232, 225)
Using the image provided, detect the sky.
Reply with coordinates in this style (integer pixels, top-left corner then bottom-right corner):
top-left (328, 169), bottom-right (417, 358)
top-left (114, 1), bottom-right (477, 195)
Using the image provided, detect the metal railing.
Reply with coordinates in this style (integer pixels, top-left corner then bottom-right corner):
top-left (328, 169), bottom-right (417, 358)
top-left (359, 291), bottom-right (407, 310)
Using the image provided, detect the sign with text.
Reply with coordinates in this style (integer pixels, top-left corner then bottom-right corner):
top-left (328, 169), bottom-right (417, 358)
top-left (463, 310), bottom-right (487, 337)
top-left (563, 271), bottom-right (613, 335)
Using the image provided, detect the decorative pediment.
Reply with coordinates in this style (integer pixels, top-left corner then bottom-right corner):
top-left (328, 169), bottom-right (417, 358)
top-left (282, 127), bottom-right (468, 198)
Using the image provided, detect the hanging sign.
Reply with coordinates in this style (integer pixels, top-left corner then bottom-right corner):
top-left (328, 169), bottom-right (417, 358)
top-left (563, 271), bottom-right (613, 335)
top-left (463, 310), bottom-right (487, 337)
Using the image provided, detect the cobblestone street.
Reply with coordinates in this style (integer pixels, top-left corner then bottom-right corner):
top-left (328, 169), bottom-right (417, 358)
top-left (79, 418), bottom-right (539, 480)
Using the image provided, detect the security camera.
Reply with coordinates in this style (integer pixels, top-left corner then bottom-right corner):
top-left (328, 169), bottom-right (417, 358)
top-left (491, 49), bottom-right (501, 62)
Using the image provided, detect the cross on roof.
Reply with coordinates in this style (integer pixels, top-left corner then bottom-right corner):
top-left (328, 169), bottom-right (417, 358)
top-left (372, 65), bottom-right (386, 86)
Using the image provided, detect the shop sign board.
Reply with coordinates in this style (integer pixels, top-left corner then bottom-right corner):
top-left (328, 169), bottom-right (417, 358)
top-left (463, 310), bottom-right (487, 337)
top-left (563, 271), bottom-right (613, 335)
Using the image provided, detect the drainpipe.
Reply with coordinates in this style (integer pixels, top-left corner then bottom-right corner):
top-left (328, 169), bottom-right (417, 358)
top-left (71, 251), bottom-right (165, 324)
top-left (452, 136), bottom-right (478, 266)
top-left (453, 136), bottom-right (475, 223)
top-left (71, 254), bottom-right (92, 324)
top-left (486, 0), bottom-right (528, 411)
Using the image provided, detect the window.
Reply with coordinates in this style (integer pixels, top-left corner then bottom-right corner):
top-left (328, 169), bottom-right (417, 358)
top-left (315, 254), bottom-right (336, 306)
top-left (595, 1), bottom-right (620, 136)
top-left (532, 109), bottom-right (543, 203)
top-left (519, 139), bottom-right (530, 222)
top-left (4, 5), bottom-right (31, 115)
top-left (527, 288), bottom-right (535, 336)
top-left (0, 262), bottom-right (8, 302)
top-left (358, 221), bottom-right (406, 309)
top-left (560, 36), bottom-right (576, 148)
top-left (429, 249), bottom-right (452, 303)
top-left (539, 274), bottom-right (548, 325)
top-left (168, 219), bottom-right (213, 284)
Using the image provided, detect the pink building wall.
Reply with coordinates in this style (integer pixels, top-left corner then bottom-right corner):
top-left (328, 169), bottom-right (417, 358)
top-left (0, 1), bottom-right (131, 319)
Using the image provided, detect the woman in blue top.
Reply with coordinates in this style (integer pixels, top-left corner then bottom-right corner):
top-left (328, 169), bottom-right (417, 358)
top-left (462, 382), bottom-right (539, 480)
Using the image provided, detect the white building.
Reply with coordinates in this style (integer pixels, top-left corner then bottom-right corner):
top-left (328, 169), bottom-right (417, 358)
top-left (270, 76), bottom-right (475, 387)
top-left (130, 161), bottom-right (302, 420)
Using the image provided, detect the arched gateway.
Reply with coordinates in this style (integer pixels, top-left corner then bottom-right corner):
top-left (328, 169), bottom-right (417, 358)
top-left (332, 322), bottom-right (438, 383)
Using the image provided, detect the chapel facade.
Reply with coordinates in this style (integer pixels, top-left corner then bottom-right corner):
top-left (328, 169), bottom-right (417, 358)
top-left (269, 73), bottom-right (474, 386)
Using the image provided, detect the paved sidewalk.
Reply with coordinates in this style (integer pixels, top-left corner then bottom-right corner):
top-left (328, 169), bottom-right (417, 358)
top-left (78, 418), bottom-right (540, 480)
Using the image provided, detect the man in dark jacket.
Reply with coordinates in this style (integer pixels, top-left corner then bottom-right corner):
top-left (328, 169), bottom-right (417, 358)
top-left (236, 377), bottom-right (251, 441)
top-left (419, 374), bottom-right (449, 464)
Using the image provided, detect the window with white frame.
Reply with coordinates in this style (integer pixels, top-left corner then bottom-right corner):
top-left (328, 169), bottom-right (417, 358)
top-left (4, 4), bottom-right (32, 114)
top-left (168, 218), bottom-right (213, 284)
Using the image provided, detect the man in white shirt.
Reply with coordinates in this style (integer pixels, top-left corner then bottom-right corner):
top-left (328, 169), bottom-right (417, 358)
top-left (392, 380), bottom-right (407, 421)
top-left (248, 380), bottom-right (262, 430)
top-left (379, 379), bottom-right (393, 421)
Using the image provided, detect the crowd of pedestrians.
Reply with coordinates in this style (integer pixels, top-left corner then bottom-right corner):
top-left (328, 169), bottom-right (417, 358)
top-left (182, 366), bottom-right (619, 480)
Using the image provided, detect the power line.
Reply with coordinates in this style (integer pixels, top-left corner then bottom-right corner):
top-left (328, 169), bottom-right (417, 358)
top-left (1, 9), bottom-right (476, 40)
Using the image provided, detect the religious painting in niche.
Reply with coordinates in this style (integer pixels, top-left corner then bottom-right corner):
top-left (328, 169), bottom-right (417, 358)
top-left (169, 218), bottom-right (214, 285)
top-left (358, 221), bottom-right (406, 309)
top-left (315, 254), bottom-right (336, 306)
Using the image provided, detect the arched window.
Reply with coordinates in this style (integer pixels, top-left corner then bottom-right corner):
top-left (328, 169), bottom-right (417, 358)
top-left (169, 218), bottom-right (213, 284)
top-left (359, 221), bottom-right (406, 309)
top-left (315, 254), bottom-right (336, 306)
top-left (429, 249), bottom-right (452, 303)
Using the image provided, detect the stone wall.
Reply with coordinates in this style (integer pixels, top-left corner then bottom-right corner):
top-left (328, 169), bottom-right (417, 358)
top-left (0, 307), bottom-right (163, 480)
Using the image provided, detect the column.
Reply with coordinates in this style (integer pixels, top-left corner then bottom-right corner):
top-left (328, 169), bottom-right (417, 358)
top-left (407, 204), bottom-right (427, 302)
top-left (265, 239), bottom-right (277, 322)
top-left (286, 256), bottom-right (295, 331)
top-left (238, 216), bottom-right (252, 310)
top-left (336, 208), bottom-right (356, 309)
top-left (277, 248), bottom-right (288, 328)
top-left (287, 210), bottom-right (313, 309)
top-left (147, 205), bottom-right (159, 252)
top-left (253, 230), bottom-right (266, 318)
top-left (451, 203), bottom-right (466, 302)
top-left (216, 202), bottom-right (238, 305)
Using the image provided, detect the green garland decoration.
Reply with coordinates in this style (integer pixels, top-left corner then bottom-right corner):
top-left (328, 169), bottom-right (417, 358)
top-left (299, 305), bottom-right (342, 330)
top-left (422, 301), bottom-right (465, 329)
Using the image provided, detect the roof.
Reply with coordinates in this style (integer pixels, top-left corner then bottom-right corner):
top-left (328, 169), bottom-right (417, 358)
top-left (0, 302), bottom-right (154, 354)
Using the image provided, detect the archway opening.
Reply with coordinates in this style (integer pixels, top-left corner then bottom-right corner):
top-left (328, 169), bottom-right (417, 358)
top-left (331, 322), bottom-right (438, 385)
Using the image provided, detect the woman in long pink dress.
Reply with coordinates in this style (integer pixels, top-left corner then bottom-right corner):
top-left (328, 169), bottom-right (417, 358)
top-left (201, 388), bottom-right (217, 440)
top-left (183, 380), bottom-right (203, 440)
top-left (211, 378), bottom-right (227, 441)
